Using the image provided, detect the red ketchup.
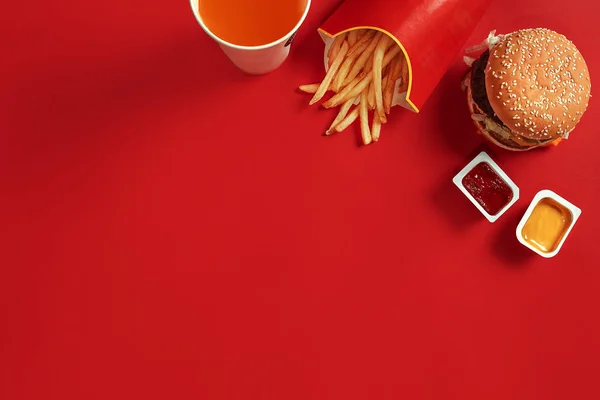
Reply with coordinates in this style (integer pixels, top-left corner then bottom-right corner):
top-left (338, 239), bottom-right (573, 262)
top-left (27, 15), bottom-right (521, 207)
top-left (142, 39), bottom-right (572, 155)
top-left (461, 162), bottom-right (513, 216)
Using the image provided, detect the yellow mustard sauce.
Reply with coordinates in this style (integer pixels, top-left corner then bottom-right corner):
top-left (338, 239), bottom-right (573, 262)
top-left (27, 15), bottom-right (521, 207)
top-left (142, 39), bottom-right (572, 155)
top-left (522, 198), bottom-right (573, 253)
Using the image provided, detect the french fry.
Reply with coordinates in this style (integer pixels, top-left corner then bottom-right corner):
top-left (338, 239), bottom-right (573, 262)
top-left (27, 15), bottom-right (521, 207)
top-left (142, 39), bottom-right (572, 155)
top-left (382, 62), bottom-right (391, 79)
top-left (384, 58), bottom-right (401, 114)
top-left (359, 87), bottom-right (372, 145)
top-left (347, 30), bottom-right (375, 56)
top-left (381, 73), bottom-right (389, 112)
top-left (364, 52), bottom-right (374, 74)
top-left (348, 30), bottom-right (358, 47)
top-left (373, 34), bottom-right (390, 124)
top-left (325, 46), bottom-right (401, 108)
top-left (310, 41), bottom-right (349, 105)
top-left (332, 38), bottom-right (371, 92)
top-left (341, 32), bottom-right (381, 87)
top-left (386, 37), bottom-right (398, 50)
top-left (332, 58), bottom-right (353, 92)
top-left (334, 106), bottom-right (360, 133)
top-left (398, 56), bottom-right (409, 93)
top-left (381, 76), bottom-right (390, 108)
top-left (298, 83), bottom-right (320, 94)
top-left (375, 44), bottom-right (401, 71)
top-left (367, 81), bottom-right (376, 109)
top-left (382, 70), bottom-right (389, 92)
top-left (327, 32), bottom-right (347, 67)
top-left (371, 113), bottom-right (382, 142)
top-left (326, 98), bottom-right (354, 135)
top-left (322, 71), bottom-right (366, 108)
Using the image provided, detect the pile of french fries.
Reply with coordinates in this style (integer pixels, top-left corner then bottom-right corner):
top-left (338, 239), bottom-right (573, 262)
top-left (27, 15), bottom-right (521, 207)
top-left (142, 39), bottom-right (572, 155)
top-left (299, 29), bottom-right (409, 145)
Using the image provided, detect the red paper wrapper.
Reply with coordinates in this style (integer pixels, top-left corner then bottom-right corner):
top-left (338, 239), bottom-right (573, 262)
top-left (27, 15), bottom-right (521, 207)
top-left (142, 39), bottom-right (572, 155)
top-left (319, 0), bottom-right (491, 113)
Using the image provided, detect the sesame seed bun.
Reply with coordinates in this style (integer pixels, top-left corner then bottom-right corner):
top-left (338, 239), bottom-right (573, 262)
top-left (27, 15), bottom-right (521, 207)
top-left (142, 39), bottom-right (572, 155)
top-left (485, 28), bottom-right (591, 141)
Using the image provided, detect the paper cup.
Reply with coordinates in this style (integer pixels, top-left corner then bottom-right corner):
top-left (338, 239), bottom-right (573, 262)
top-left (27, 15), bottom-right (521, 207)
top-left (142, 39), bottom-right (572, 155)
top-left (190, 0), bottom-right (311, 75)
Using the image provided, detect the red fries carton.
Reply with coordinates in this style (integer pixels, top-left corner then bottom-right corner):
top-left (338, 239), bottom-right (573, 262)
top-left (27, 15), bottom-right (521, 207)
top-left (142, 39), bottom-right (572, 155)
top-left (319, 0), bottom-right (491, 112)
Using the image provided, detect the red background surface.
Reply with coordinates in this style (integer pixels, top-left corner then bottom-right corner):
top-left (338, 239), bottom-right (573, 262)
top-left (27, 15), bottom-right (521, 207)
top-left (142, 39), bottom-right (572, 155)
top-left (1, 0), bottom-right (600, 399)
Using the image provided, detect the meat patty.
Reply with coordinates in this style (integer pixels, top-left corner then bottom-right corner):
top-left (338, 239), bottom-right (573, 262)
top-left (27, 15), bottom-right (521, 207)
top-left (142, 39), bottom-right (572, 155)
top-left (469, 50), bottom-right (504, 127)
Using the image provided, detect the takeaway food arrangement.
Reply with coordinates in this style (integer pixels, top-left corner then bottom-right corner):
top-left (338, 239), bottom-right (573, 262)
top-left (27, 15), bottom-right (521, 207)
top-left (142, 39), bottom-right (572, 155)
top-left (191, 0), bottom-right (592, 259)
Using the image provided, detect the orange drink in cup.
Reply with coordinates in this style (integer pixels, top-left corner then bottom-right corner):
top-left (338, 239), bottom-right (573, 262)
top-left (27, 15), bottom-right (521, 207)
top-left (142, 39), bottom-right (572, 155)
top-left (191, 0), bottom-right (311, 75)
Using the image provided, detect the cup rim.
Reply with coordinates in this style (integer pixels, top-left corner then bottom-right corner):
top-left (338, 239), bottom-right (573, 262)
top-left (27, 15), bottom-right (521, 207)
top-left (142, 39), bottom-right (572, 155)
top-left (190, 0), bottom-right (311, 50)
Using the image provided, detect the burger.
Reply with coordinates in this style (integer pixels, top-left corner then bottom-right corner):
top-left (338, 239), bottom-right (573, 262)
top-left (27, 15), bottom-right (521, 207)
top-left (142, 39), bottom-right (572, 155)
top-left (464, 28), bottom-right (591, 151)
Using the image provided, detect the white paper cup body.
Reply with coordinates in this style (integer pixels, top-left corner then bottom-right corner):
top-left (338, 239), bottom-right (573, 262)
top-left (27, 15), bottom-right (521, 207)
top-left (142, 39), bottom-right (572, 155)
top-left (191, 0), bottom-right (311, 75)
